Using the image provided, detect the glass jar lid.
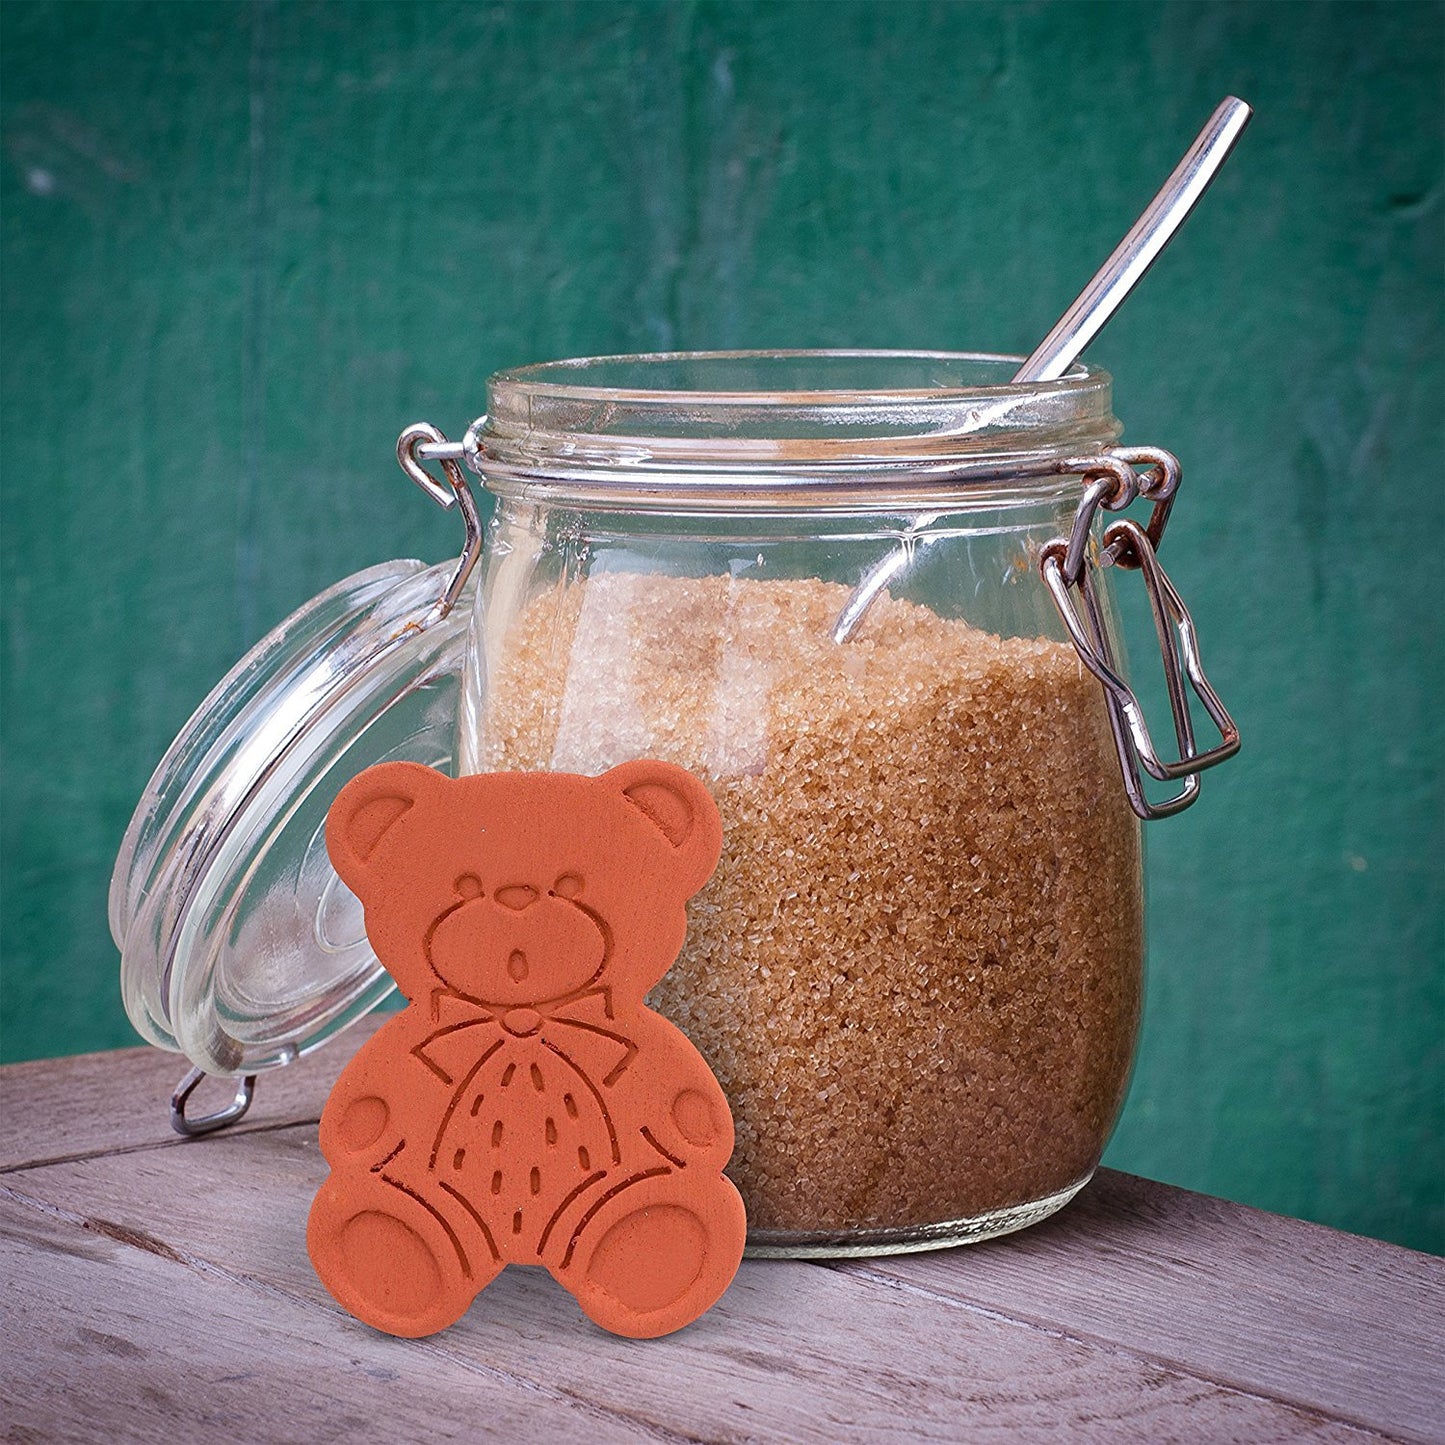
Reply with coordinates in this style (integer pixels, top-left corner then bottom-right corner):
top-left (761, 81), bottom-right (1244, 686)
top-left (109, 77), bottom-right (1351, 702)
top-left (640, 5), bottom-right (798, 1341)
top-left (110, 554), bottom-right (478, 1078)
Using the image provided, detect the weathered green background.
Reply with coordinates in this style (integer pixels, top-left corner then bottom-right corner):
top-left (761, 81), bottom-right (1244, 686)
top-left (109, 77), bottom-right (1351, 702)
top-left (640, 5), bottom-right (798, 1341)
top-left (2, 0), bottom-right (1441, 1251)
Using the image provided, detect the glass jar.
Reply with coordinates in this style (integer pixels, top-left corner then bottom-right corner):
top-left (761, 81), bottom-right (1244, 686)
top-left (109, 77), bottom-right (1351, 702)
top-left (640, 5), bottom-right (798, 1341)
top-left (452, 349), bottom-right (1234, 1254)
top-left (112, 350), bottom-right (1237, 1251)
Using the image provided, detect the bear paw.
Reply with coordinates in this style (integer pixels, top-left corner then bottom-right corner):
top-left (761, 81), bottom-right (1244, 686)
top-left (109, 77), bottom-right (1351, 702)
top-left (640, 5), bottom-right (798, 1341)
top-left (308, 1173), bottom-right (498, 1338)
top-left (562, 1171), bottom-right (746, 1339)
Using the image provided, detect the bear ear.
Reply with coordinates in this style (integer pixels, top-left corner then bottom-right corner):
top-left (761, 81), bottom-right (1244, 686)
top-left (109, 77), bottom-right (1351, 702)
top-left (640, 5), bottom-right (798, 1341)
top-left (326, 761), bottom-right (447, 897)
top-left (600, 759), bottom-right (722, 897)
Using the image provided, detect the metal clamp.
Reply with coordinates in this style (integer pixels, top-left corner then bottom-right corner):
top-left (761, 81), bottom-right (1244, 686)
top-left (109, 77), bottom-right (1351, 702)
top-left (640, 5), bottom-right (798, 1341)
top-left (1042, 449), bottom-right (1239, 820)
top-left (170, 1066), bottom-right (257, 1137)
top-left (397, 422), bottom-right (484, 620)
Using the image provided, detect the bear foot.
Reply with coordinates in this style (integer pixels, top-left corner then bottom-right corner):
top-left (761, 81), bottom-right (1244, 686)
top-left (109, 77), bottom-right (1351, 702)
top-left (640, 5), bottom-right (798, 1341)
top-left (561, 1171), bottom-right (746, 1339)
top-left (308, 1172), bottom-right (498, 1338)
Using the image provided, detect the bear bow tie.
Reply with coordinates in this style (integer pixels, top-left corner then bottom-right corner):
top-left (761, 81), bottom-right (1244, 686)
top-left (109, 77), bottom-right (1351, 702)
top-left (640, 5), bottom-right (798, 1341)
top-left (413, 986), bottom-right (634, 1088)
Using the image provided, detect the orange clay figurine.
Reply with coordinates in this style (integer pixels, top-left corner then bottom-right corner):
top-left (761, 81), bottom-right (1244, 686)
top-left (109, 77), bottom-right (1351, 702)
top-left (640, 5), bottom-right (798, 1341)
top-left (307, 760), bottom-right (746, 1340)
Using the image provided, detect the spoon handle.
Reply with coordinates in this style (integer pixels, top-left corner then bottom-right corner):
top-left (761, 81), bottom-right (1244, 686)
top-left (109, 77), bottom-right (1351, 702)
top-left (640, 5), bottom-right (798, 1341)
top-left (1012, 97), bottom-right (1253, 384)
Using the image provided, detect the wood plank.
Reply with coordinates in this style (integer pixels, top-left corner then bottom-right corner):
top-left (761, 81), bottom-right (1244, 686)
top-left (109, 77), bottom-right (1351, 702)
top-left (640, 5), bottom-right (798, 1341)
top-left (1, 1127), bottom-right (1385, 1443)
top-left (0, 1193), bottom-right (632, 1444)
top-left (0, 1021), bottom-right (383, 1172)
top-left (834, 1170), bottom-right (1445, 1445)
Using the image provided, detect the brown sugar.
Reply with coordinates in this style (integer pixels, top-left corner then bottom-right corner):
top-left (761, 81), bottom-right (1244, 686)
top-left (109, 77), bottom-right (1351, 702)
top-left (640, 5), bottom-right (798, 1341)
top-left (473, 573), bottom-right (1141, 1241)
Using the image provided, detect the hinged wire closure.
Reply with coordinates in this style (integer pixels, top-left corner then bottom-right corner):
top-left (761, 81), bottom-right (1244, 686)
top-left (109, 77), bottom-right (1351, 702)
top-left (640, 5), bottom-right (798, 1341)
top-left (1041, 446), bottom-right (1240, 820)
top-left (171, 1066), bottom-right (256, 1136)
top-left (397, 422), bottom-right (484, 620)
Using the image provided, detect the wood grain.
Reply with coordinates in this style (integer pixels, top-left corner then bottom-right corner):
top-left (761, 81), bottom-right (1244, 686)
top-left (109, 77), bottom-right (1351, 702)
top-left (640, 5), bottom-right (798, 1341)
top-left (0, 1195), bottom-right (628, 1444)
top-left (5, 1041), bottom-right (1442, 1440)
top-left (0, 1018), bottom-right (382, 1172)
top-left (835, 1171), bottom-right (1445, 1444)
top-left (0, 1110), bottom-right (1415, 1443)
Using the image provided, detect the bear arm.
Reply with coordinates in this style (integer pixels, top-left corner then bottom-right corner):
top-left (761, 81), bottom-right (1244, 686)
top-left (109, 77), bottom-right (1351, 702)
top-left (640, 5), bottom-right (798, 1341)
top-left (316, 1014), bottom-right (446, 1166)
top-left (621, 1010), bottom-right (736, 1167)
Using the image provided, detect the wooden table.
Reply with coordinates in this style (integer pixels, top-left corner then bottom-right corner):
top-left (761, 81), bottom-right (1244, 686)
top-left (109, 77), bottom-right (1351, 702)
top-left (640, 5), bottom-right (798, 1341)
top-left (4, 1021), bottom-right (1442, 1443)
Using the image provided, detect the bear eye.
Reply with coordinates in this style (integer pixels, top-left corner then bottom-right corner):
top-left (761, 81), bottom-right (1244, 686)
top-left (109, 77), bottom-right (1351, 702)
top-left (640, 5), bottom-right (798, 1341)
top-left (552, 873), bottom-right (584, 900)
top-left (454, 874), bottom-right (483, 899)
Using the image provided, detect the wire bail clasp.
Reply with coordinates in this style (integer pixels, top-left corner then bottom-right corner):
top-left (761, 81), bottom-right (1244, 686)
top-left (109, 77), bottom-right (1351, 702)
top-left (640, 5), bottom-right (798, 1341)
top-left (397, 422), bottom-right (484, 621)
top-left (1041, 446), bottom-right (1240, 821)
top-left (170, 1066), bottom-right (257, 1137)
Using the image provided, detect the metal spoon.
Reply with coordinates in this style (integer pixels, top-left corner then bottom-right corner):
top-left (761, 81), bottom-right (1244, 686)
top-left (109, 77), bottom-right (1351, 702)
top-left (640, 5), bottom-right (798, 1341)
top-left (832, 96), bottom-right (1252, 643)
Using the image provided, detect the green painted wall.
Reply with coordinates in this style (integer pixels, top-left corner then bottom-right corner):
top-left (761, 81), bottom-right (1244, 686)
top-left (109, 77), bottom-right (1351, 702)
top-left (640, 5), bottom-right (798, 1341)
top-left (2, 0), bottom-right (1440, 1252)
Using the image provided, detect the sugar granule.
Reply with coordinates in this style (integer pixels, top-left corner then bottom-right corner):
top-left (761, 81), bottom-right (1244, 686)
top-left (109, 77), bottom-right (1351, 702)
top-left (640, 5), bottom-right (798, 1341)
top-left (476, 573), bottom-right (1141, 1237)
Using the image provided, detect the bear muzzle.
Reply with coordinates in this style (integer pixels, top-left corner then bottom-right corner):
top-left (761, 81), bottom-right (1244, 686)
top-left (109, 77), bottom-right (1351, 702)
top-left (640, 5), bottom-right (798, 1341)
top-left (427, 892), bottom-right (606, 1005)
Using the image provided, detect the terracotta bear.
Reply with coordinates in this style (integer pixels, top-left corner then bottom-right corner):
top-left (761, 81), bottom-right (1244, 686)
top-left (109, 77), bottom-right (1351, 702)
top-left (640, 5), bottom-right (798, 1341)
top-left (307, 759), bottom-right (746, 1340)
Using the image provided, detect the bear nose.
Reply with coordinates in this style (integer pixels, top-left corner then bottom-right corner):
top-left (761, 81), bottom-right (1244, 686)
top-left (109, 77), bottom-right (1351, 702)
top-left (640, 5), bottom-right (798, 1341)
top-left (494, 884), bottom-right (539, 912)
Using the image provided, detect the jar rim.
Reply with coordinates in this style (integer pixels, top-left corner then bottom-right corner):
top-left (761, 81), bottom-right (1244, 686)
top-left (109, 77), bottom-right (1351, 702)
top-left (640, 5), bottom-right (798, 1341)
top-left (488, 349), bottom-right (1098, 404)
top-left (474, 349), bottom-right (1123, 513)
